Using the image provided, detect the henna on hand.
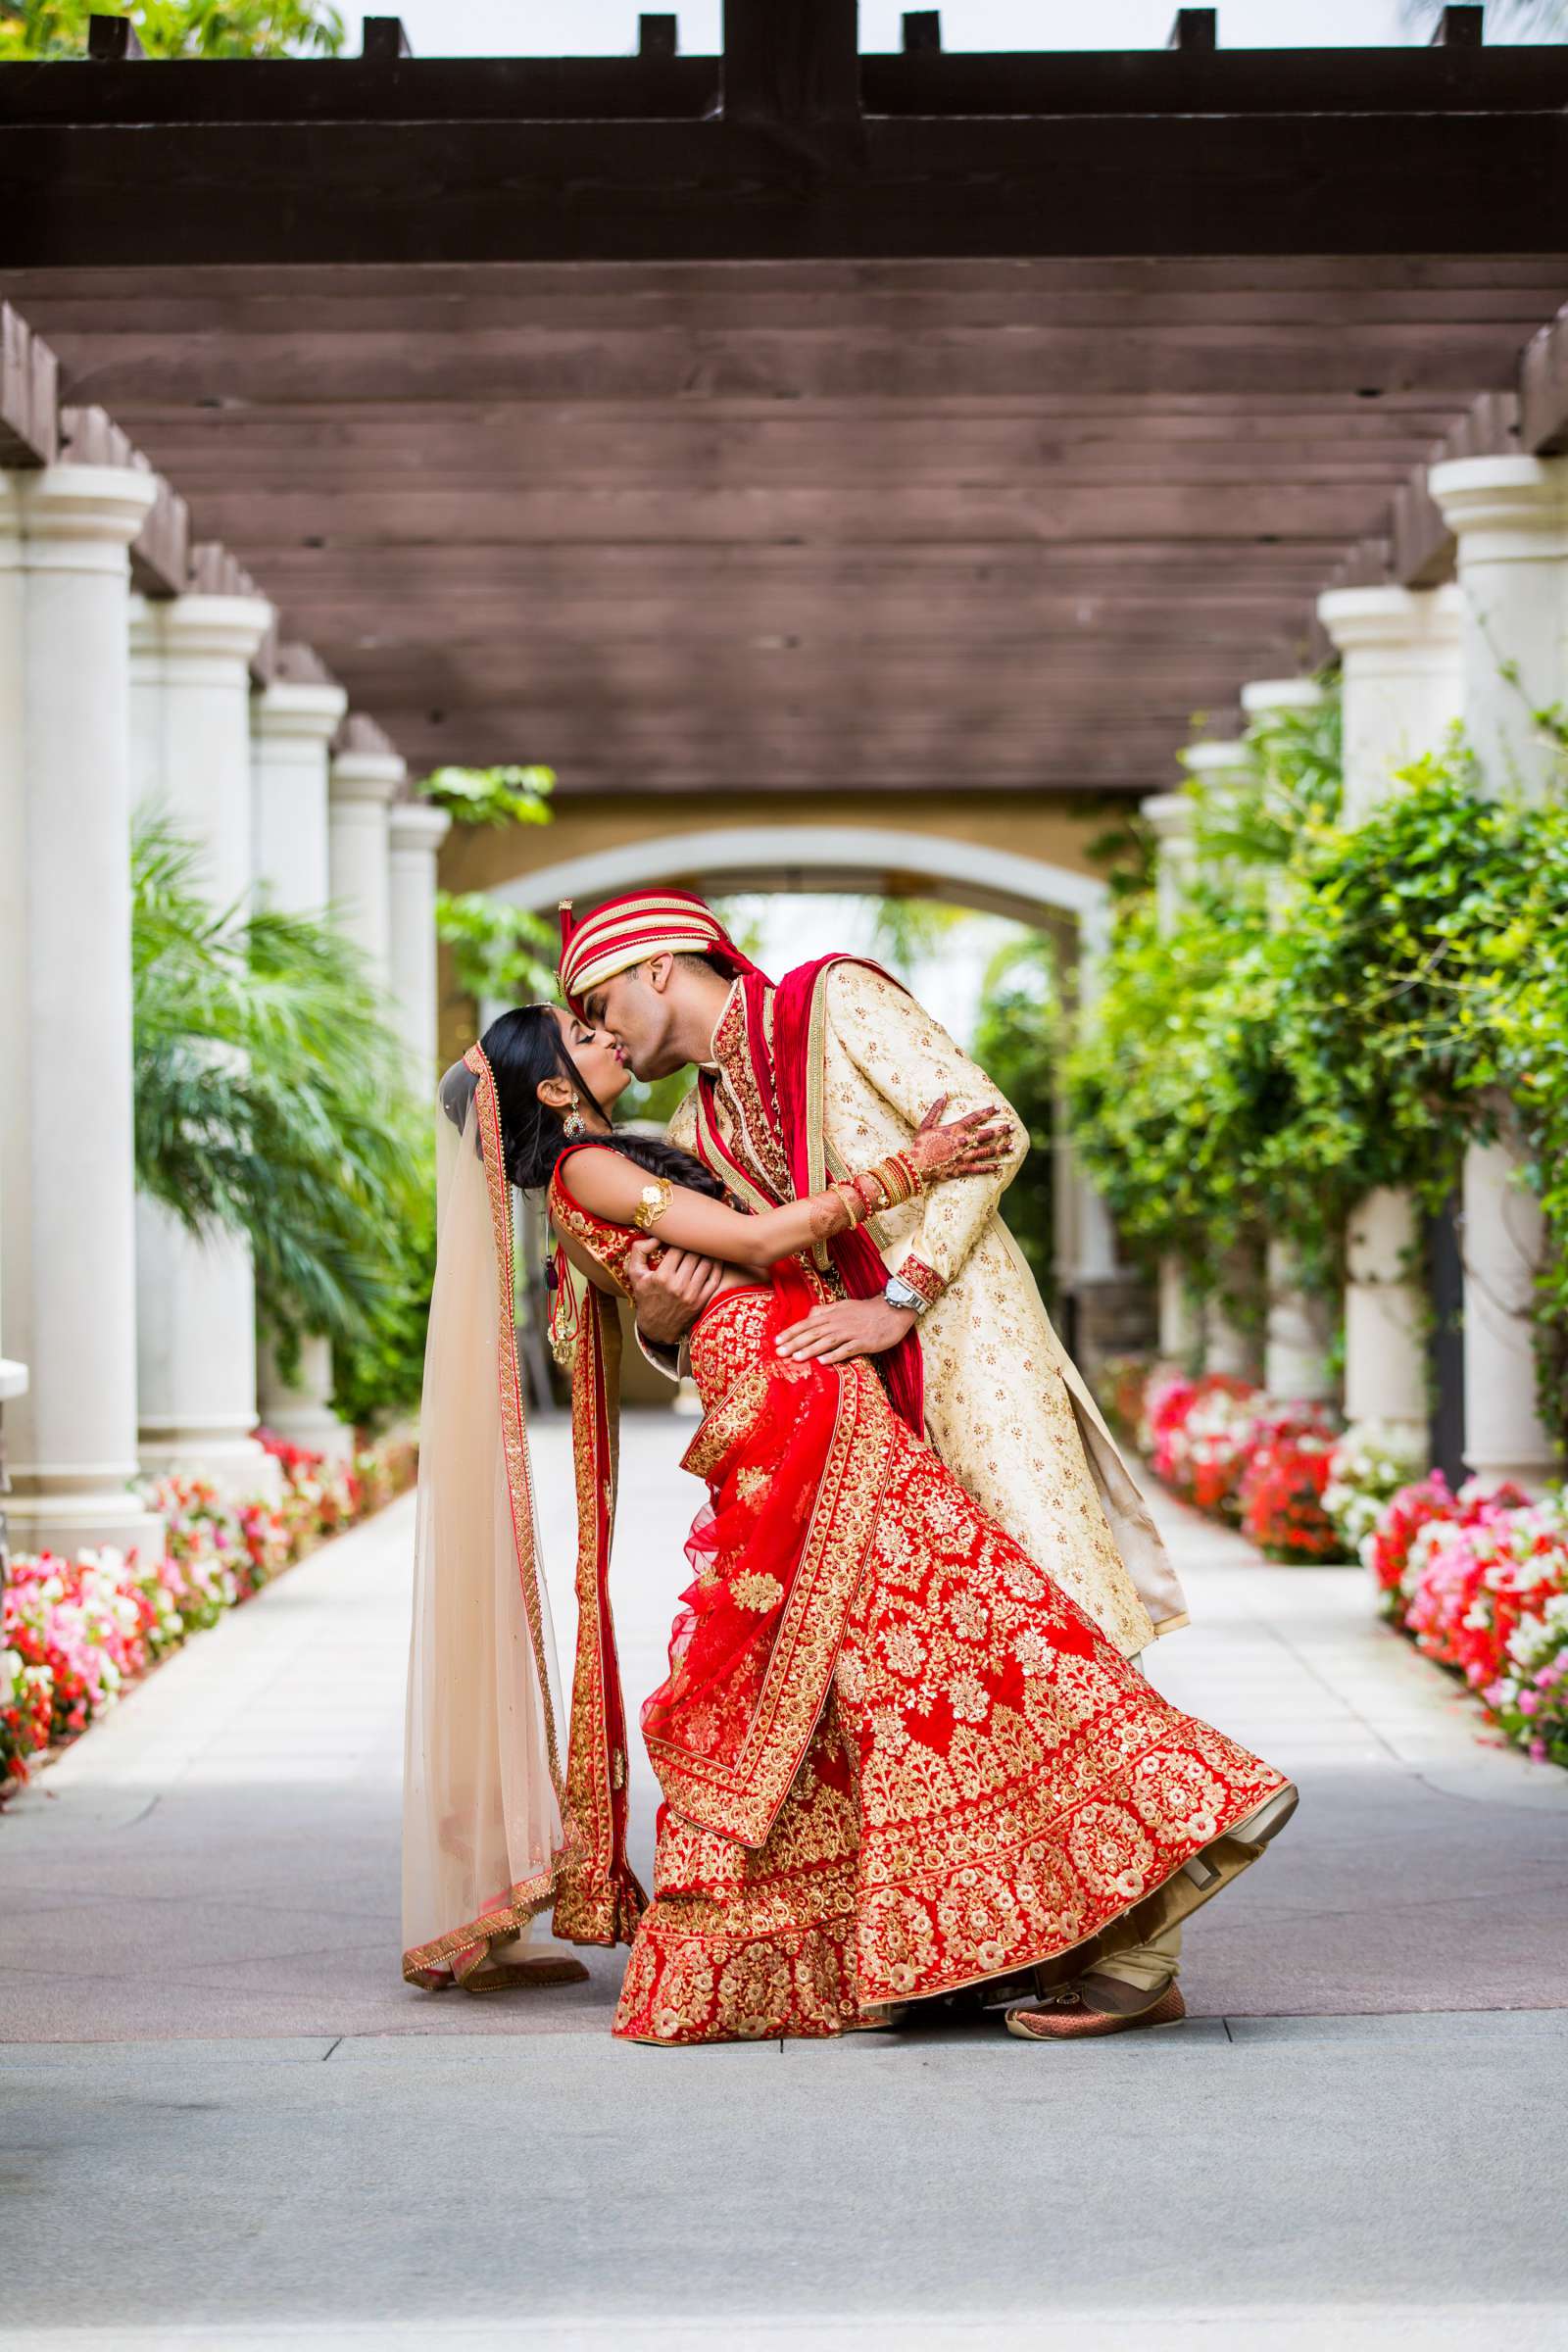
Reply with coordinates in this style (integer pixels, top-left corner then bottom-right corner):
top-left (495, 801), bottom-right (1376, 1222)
top-left (908, 1102), bottom-right (1015, 1185)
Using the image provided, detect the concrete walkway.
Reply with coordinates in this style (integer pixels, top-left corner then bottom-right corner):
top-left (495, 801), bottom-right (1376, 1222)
top-left (3, 1416), bottom-right (1567, 2347)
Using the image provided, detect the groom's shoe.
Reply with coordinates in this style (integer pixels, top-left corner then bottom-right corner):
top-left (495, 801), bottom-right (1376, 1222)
top-left (1004, 1979), bottom-right (1185, 2041)
top-left (1232, 1780), bottom-right (1299, 1850)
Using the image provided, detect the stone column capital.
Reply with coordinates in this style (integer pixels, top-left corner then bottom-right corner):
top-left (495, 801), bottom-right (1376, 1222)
top-left (329, 748), bottom-right (405, 806)
top-left (1317, 582), bottom-right (1465, 659)
top-left (252, 675), bottom-right (349, 747)
top-left (1178, 736), bottom-right (1250, 791)
top-left (13, 464), bottom-right (158, 570)
top-left (1138, 788), bottom-right (1196, 851)
top-left (1428, 453), bottom-right (1568, 563)
top-left (387, 798), bottom-right (452, 858)
top-left (1241, 675), bottom-right (1326, 723)
top-left (131, 588), bottom-right (274, 676)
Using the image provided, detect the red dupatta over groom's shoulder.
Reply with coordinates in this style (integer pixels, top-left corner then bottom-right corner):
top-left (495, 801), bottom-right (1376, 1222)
top-left (694, 957), bottom-right (926, 1438)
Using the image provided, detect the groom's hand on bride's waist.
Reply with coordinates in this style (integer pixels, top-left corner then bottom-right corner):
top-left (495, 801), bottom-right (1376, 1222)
top-left (625, 1239), bottom-right (726, 1343)
top-left (774, 1297), bottom-right (917, 1366)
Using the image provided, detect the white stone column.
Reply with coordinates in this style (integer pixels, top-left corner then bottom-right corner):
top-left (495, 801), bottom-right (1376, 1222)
top-left (1138, 791), bottom-right (1202, 1363)
top-left (1178, 733), bottom-right (1253, 847)
top-left (1069, 898), bottom-right (1127, 1279)
top-left (1153, 1259), bottom-right (1200, 1368)
top-left (1460, 1113), bottom-right (1557, 1492)
top-left (387, 798), bottom-right (452, 1092)
top-left (1429, 455), bottom-right (1568, 806)
top-left (1260, 1238), bottom-right (1335, 1404)
top-left (0, 466), bottom-right (163, 1555)
top-left (252, 670), bottom-right (346, 917)
top-left (1342, 1187), bottom-right (1428, 1434)
top-left (251, 669), bottom-right (355, 1461)
top-left (1140, 787), bottom-right (1198, 934)
top-left (1172, 738), bottom-right (1265, 1381)
top-left (1201, 1259), bottom-right (1261, 1383)
top-left (328, 726), bottom-right (403, 991)
top-left (1429, 456), bottom-right (1568, 1493)
top-left (1241, 675), bottom-right (1325, 727)
top-left (1237, 679), bottom-right (1338, 1403)
top-left (1317, 584), bottom-right (1465, 824)
top-left (131, 588), bottom-right (277, 1494)
top-left (1319, 584), bottom-right (1467, 1449)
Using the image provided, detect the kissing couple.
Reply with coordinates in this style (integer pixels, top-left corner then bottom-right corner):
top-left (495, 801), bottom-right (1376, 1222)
top-left (403, 890), bottom-right (1296, 2044)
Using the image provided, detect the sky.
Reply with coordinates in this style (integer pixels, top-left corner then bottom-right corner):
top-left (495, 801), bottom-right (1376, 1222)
top-left (390, 2), bottom-right (1416, 56)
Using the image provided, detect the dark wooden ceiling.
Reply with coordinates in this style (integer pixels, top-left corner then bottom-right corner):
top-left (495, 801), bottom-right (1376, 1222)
top-left (6, 14), bottom-right (1568, 800)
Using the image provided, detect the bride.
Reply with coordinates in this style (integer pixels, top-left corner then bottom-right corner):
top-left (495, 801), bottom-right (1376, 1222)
top-left (404, 1004), bottom-right (1296, 2044)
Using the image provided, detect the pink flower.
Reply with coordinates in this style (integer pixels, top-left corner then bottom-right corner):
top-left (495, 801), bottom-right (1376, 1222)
top-left (1517, 1690), bottom-right (1540, 1717)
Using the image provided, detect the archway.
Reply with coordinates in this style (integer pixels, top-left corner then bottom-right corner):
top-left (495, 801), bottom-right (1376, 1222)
top-left (477, 816), bottom-right (1143, 1395)
top-left (489, 821), bottom-right (1107, 931)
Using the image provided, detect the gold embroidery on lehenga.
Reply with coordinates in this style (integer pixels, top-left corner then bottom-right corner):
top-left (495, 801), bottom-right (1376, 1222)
top-left (731, 1573), bottom-right (785, 1612)
top-left (612, 1293), bottom-right (1290, 2043)
top-left (540, 1090), bottom-right (1287, 2047)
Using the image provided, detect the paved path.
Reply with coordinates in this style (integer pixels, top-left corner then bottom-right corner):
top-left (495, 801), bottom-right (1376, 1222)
top-left (3, 1415), bottom-right (1567, 2347)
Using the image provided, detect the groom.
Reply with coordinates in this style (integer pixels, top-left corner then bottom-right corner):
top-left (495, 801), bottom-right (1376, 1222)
top-left (558, 888), bottom-right (1194, 2036)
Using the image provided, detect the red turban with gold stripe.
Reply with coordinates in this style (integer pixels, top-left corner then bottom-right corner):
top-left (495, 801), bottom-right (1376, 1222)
top-left (557, 889), bottom-right (768, 1011)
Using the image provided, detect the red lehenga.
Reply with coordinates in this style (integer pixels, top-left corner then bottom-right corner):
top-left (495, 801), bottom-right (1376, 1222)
top-left (547, 1151), bottom-right (1292, 2047)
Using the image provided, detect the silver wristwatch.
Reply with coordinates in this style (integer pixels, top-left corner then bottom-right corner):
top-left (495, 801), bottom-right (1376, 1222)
top-left (883, 1273), bottom-right (929, 1318)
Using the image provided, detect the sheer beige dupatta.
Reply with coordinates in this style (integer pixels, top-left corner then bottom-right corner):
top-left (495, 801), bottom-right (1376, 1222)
top-left (402, 1047), bottom-right (581, 1990)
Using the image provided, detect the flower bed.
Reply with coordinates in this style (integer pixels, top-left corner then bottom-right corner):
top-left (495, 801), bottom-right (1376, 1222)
top-left (1, 1429), bottom-right (416, 1797)
top-left (1101, 1353), bottom-right (1568, 1767)
top-left (1366, 1474), bottom-right (1568, 1765)
top-left (1122, 1359), bottom-right (1347, 1559)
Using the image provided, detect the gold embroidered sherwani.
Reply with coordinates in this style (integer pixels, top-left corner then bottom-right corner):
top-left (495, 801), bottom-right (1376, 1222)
top-left (660, 963), bottom-right (1188, 1659)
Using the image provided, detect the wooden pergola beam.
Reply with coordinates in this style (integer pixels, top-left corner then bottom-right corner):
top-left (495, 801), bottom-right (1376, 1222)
top-left (1518, 302), bottom-right (1568, 455)
top-left (1312, 384), bottom-right (1521, 609)
top-left (13, 40), bottom-right (1568, 128)
top-left (6, 39), bottom-right (1568, 267)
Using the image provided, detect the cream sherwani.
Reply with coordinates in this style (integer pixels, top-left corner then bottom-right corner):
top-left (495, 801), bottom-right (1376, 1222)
top-left (662, 963), bottom-right (1188, 1659)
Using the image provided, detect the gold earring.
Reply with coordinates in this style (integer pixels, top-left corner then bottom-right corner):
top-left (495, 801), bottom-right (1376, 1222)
top-left (562, 1096), bottom-right (586, 1139)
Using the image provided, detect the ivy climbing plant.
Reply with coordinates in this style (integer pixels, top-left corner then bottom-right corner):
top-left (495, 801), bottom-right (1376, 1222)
top-left (1065, 688), bottom-right (1568, 1432)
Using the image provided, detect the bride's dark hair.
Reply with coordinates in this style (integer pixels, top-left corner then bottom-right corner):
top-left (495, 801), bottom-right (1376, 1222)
top-left (478, 1004), bottom-right (726, 1200)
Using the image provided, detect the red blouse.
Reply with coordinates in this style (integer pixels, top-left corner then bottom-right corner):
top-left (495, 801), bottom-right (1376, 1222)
top-left (547, 1144), bottom-right (647, 1298)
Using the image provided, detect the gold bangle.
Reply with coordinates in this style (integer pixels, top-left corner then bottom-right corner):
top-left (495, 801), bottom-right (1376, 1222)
top-left (892, 1149), bottom-right (924, 1200)
top-left (632, 1176), bottom-right (674, 1231)
top-left (865, 1153), bottom-right (916, 1209)
top-left (829, 1178), bottom-right (866, 1230)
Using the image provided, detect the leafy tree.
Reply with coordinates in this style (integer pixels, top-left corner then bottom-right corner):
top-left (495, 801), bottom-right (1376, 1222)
top-left (132, 813), bottom-right (427, 1408)
top-left (866, 897), bottom-right (971, 968)
top-left (435, 890), bottom-right (560, 1007)
top-left (0, 0), bottom-right (344, 56)
top-left (430, 763), bottom-right (560, 1008)
top-left (1066, 698), bottom-right (1568, 1431)
top-left (423, 763), bottom-right (555, 831)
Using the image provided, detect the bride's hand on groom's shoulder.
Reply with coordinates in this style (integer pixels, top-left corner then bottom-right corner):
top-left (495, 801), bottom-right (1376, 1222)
top-left (910, 1096), bottom-right (1016, 1185)
top-left (625, 1239), bottom-right (725, 1343)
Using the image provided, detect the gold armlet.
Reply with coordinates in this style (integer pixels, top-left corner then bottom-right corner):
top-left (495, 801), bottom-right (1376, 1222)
top-left (632, 1176), bottom-right (674, 1232)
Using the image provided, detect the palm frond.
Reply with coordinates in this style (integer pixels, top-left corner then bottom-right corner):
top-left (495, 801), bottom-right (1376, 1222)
top-left (131, 808), bottom-right (429, 1366)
